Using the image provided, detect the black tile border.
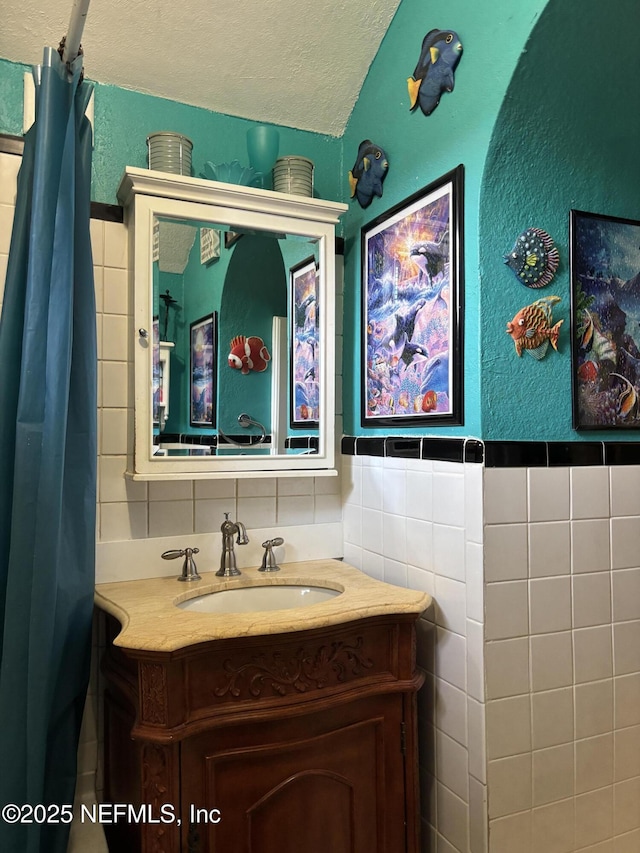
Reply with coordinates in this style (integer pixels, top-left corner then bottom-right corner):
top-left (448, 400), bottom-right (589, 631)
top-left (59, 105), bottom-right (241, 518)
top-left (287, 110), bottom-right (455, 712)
top-left (341, 436), bottom-right (640, 467)
top-left (0, 133), bottom-right (24, 156)
top-left (90, 201), bottom-right (124, 223)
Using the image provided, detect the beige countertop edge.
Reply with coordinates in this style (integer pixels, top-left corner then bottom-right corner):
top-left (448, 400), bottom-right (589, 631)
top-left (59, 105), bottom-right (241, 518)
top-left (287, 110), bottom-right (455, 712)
top-left (94, 559), bottom-right (431, 653)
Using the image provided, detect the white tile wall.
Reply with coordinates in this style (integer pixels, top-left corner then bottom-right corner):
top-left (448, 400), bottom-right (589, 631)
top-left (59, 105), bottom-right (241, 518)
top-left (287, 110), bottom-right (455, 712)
top-left (342, 451), bottom-right (485, 853)
top-left (483, 464), bottom-right (640, 853)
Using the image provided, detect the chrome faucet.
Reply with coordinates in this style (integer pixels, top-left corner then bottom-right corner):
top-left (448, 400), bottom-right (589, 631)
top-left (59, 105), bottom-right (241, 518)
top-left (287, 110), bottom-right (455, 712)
top-left (216, 513), bottom-right (249, 577)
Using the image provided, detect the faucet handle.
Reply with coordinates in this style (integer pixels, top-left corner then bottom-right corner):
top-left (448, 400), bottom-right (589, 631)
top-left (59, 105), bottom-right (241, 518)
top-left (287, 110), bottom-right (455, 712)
top-left (259, 537), bottom-right (284, 572)
top-left (162, 547), bottom-right (201, 582)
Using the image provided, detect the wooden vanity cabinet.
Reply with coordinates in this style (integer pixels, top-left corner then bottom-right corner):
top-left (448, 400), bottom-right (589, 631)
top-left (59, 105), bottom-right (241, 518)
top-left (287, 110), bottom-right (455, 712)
top-left (101, 612), bottom-right (425, 853)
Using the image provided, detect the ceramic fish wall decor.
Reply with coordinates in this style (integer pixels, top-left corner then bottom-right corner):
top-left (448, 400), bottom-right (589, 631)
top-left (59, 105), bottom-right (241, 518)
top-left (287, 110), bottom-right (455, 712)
top-left (408, 29), bottom-right (463, 117)
top-left (348, 140), bottom-right (389, 208)
top-left (228, 335), bottom-right (270, 374)
top-left (504, 227), bottom-right (560, 288)
top-left (506, 295), bottom-right (563, 359)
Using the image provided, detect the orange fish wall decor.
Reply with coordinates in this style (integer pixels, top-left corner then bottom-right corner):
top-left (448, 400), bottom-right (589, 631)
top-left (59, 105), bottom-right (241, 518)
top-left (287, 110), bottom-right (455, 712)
top-left (506, 295), bottom-right (563, 359)
top-left (228, 335), bottom-right (271, 374)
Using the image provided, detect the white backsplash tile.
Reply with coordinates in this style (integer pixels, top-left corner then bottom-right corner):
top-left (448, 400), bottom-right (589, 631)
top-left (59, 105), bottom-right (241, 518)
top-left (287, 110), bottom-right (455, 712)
top-left (100, 408), bottom-right (128, 456)
top-left (194, 498), bottom-right (237, 534)
top-left (571, 465), bottom-right (610, 520)
top-left (433, 523), bottom-right (466, 582)
top-left (102, 266), bottom-right (128, 315)
top-left (148, 498), bottom-right (194, 538)
top-left (436, 627), bottom-right (467, 692)
top-left (575, 733), bottom-right (614, 794)
top-left (575, 679), bottom-right (613, 739)
top-left (381, 465), bottom-right (407, 516)
top-left (433, 470), bottom-right (465, 527)
top-left (610, 466), bottom-right (640, 517)
top-left (574, 625), bottom-right (613, 683)
top-left (382, 511), bottom-right (407, 563)
top-left (487, 754), bottom-right (532, 818)
top-left (528, 521), bottom-right (571, 578)
top-left (103, 220), bottom-right (128, 269)
top-left (484, 523), bottom-right (528, 582)
top-left (383, 557), bottom-right (407, 588)
top-left (610, 517), bottom-right (640, 570)
top-left (277, 495), bottom-right (315, 526)
top-left (530, 631), bottom-right (573, 692)
top-left (149, 479), bottom-right (193, 502)
top-left (485, 581), bottom-right (529, 640)
top-left (486, 695), bottom-right (532, 759)
top-left (532, 743), bottom-right (574, 806)
top-left (529, 576), bottom-right (572, 635)
top-left (572, 518), bottom-right (611, 573)
top-left (485, 637), bottom-right (529, 700)
top-left (361, 507), bottom-right (383, 553)
top-left (611, 569), bottom-right (640, 623)
top-left (434, 575), bottom-right (467, 637)
top-left (361, 462), bottom-right (384, 510)
top-left (484, 468), bottom-right (527, 524)
top-left (528, 467), bottom-right (570, 522)
top-left (236, 495), bottom-right (277, 528)
top-left (314, 493), bottom-right (342, 523)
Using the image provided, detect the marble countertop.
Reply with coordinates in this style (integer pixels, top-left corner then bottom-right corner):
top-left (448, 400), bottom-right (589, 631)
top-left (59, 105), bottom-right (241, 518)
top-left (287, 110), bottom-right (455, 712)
top-left (94, 559), bottom-right (431, 652)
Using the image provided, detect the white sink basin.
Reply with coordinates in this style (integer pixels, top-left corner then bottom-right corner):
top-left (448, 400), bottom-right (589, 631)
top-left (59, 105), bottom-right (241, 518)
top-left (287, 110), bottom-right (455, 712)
top-left (177, 584), bottom-right (341, 614)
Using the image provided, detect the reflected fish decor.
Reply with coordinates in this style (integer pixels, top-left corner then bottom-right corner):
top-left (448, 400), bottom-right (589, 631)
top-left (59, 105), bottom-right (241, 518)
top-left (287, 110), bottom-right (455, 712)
top-left (348, 140), bottom-right (389, 208)
top-left (506, 295), bottom-right (563, 360)
top-left (228, 335), bottom-right (271, 374)
top-left (408, 29), bottom-right (463, 116)
top-left (504, 227), bottom-right (560, 288)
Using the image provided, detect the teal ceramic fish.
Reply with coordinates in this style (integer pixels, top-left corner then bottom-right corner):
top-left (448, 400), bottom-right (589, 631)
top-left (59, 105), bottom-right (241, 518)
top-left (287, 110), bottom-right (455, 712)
top-left (504, 227), bottom-right (559, 288)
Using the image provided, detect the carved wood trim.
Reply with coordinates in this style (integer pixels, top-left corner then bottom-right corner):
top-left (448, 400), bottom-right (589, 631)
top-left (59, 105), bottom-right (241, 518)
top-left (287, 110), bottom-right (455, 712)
top-left (140, 662), bottom-right (168, 725)
top-left (214, 636), bottom-right (374, 699)
top-left (141, 742), bottom-right (171, 852)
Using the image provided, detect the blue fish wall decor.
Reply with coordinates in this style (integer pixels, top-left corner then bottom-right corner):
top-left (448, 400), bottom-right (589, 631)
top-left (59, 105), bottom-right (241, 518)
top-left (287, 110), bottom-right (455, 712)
top-left (408, 29), bottom-right (463, 117)
top-left (348, 140), bottom-right (389, 208)
top-left (504, 227), bottom-right (560, 288)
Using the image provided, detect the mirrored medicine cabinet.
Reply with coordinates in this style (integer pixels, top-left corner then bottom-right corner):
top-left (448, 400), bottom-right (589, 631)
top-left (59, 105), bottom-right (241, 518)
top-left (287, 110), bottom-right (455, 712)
top-left (117, 168), bottom-right (347, 480)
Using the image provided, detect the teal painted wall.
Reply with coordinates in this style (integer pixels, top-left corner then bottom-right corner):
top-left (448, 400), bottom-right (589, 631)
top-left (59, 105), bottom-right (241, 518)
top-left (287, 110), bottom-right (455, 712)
top-left (9, 0), bottom-right (638, 444)
top-left (0, 58), bottom-right (342, 205)
top-left (340, 0), bottom-right (549, 436)
top-left (480, 0), bottom-right (640, 440)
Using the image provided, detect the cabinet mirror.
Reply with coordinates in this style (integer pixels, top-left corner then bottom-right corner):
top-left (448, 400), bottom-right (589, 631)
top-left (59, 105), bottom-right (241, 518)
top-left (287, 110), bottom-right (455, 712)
top-left (118, 169), bottom-right (346, 479)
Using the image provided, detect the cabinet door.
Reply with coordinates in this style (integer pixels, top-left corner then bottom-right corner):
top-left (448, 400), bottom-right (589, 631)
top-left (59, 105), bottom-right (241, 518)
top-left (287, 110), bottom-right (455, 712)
top-left (181, 695), bottom-right (407, 853)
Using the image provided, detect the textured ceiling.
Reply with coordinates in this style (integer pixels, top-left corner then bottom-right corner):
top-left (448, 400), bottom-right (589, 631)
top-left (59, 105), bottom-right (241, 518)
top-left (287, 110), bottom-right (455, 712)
top-left (1, 0), bottom-right (401, 136)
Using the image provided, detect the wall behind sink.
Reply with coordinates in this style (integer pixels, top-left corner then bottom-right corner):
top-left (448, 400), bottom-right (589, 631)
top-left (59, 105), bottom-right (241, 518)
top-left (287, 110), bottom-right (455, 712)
top-left (0, 149), bottom-right (344, 584)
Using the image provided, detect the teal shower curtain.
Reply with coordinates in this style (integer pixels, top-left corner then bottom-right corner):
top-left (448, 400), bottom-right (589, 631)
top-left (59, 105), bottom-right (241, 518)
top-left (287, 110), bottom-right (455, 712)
top-left (0, 47), bottom-right (96, 853)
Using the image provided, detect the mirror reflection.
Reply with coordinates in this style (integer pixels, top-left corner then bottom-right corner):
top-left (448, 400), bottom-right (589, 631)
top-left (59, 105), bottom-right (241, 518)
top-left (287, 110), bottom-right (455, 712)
top-left (151, 216), bottom-right (321, 458)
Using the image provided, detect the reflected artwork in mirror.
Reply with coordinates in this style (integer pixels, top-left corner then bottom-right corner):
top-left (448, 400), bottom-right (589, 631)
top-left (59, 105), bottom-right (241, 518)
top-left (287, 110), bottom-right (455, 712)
top-left (152, 214), bottom-right (320, 459)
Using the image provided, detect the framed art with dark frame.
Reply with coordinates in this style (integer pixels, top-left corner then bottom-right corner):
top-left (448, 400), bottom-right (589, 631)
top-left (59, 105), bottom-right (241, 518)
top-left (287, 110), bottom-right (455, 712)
top-left (361, 165), bottom-right (464, 427)
top-left (290, 255), bottom-right (320, 429)
top-left (571, 208), bottom-right (640, 430)
top-left (189, 312), bottom-right (217, 428)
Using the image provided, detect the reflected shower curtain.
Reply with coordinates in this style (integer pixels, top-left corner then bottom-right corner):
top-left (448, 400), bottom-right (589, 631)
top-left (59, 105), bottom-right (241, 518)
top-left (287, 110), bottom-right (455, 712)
top-left (0, 47), bottom-right (96, 853)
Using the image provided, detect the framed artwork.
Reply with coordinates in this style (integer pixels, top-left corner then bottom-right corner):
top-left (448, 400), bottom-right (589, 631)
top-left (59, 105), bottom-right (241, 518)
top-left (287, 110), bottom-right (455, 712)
top-left (361, 165), bottom-right (464, 427)
top-left (189, 312), bottom-right (217, 428)
top-left (571, 209), bottom-right (640, 429)
top-left (290, 256), bottom-right (320, 428)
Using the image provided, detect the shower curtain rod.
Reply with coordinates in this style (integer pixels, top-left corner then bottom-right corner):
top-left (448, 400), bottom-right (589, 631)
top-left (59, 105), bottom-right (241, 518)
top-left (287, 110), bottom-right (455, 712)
top-left (61, 0), bottom-right (91, 65)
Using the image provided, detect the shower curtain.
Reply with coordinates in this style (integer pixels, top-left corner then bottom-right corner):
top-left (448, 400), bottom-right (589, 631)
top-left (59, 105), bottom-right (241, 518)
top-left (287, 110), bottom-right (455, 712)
top-left (0, 46), bottom-right (96, 853)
